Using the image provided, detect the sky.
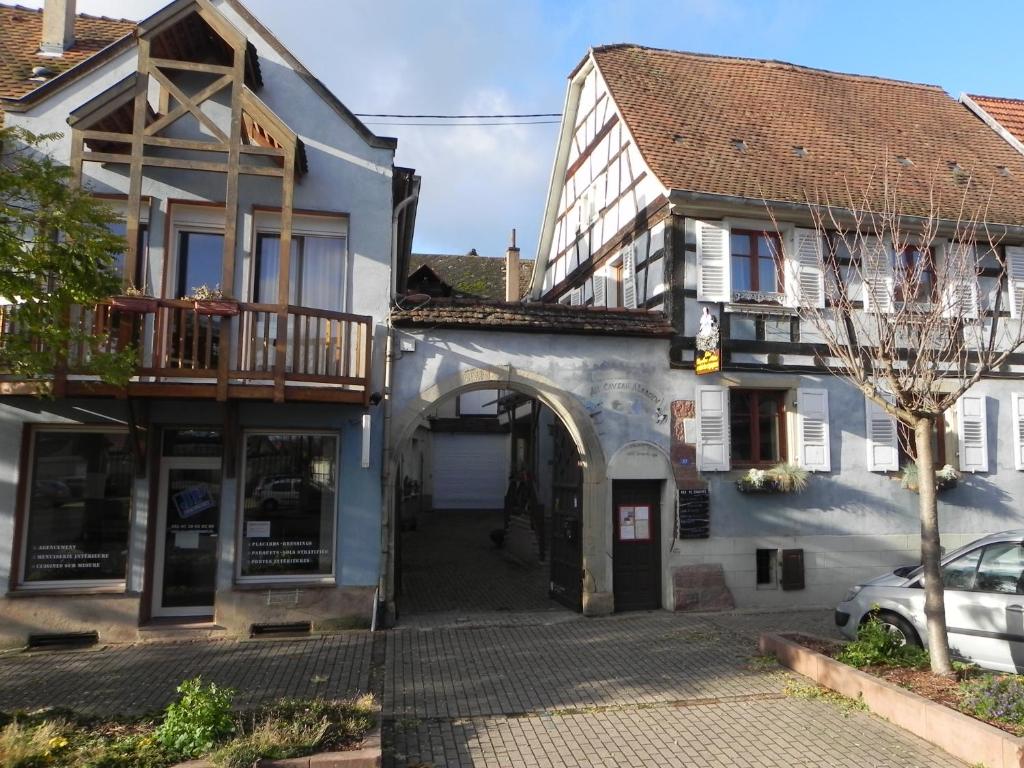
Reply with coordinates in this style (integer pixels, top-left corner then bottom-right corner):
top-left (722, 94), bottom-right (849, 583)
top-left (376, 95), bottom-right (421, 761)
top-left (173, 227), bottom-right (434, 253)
top-left (21, 0), bottom-right (1024, 260)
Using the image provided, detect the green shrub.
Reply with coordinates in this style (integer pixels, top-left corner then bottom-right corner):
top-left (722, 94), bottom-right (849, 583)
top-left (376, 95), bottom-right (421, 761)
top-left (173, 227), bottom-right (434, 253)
top-left (836, 616), bottom-right (930, 668)
top-left (959, 675), bottom-right (1024, 729)
top-left (154, 677), bottom-right (235, 758)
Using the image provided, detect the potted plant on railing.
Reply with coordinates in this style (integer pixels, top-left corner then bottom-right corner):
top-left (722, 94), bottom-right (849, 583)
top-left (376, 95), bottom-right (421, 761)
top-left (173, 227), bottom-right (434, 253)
top-left (184, 284), bottom-right (239, 317)
top-left (109, 284), bottom-right (158, 314)
top-left (901, 463), bottom-right (960, 493)
top-left (736, 463), bottom-right (810, 494)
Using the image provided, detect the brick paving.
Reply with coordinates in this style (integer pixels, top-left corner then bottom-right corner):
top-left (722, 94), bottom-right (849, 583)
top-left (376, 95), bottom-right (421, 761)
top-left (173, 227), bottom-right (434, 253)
top-left (0, 633), bottom-right (371, 716)
top-left (0, 607), bottom-right (966, 766)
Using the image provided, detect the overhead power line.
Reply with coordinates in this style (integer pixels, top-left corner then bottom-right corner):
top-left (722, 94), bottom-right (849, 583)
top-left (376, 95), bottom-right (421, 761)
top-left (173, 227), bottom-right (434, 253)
top-left (354, 112), bottom-right (562, 119)
top-left (363, 119), bottom-right (561, 127)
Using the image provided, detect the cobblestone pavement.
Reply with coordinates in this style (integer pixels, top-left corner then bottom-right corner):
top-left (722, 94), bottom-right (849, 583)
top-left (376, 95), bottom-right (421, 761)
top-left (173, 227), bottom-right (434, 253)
top-left (383, 609), bottom-right (965, 767)
top-left (399, 509), bottom-right (560, 616)
top-left (0, 633), bottom-right (372, 716)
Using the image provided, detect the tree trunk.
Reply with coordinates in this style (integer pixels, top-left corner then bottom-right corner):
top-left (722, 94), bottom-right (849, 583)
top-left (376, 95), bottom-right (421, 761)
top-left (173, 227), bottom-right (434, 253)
top-left (916, 416), bottom-right (953, 676)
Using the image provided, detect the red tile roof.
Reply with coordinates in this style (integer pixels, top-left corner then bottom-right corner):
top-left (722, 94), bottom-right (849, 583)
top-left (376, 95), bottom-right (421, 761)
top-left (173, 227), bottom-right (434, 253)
top-left (392, 299), bottom-right (675, 337)
top-left (0, 4), bottom-right (135, 115)
top-left (592, 46), bottom-right (1024, 224)
top-left (966, 94), bottom-right (1024, 148)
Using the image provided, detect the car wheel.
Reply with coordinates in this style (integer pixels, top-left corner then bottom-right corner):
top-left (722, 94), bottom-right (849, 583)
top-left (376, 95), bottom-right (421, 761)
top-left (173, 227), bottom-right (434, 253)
top-left (870, 611), bottom-right (922, 648)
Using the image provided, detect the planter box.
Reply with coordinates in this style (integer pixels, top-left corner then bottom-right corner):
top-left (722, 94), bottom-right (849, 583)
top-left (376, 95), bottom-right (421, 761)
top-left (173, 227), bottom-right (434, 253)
top-left (760, 632), bottom-right (1024, 768)
top-left (110, 296), bottom-right (158, 313)
top-left (193, 299), bottom-right (239, 317)
top-left (172, 721), bottom-right (380, 768)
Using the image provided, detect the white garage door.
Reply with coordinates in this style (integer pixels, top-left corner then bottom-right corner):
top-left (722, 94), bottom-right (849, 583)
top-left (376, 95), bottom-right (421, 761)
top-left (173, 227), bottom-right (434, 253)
top-left (432, 433), bottom-right (509, 510)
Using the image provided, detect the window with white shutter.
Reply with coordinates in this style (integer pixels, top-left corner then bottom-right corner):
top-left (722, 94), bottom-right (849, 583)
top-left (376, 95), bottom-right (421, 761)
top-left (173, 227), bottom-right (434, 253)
top-left (787, 229), bottom-right (825, 309)
top-left (696, 220), bottom-right (730, 302)
top-left (622, 246), bottom-right (637, 309)
top-left (593, 266), bottom-right (607, 307)
top-left (1012, 393), bottom-right (1024, 471)
top-left (941, 241), bottom-right (979, 319)
top-left (957, 394), bottom-right (989, 473)
top-left (1006, 245), bottom-right (1024, 319)
top-left (696, 385), bottom-right (729, 471)
top-left (864, 394), bottom-right (898, 471)
top-left (861, 236), bottom-right (893, 313)
top-left (797, 388), bottom-right (831, 471)
top-left (569, 286), bottom-right (582, 306)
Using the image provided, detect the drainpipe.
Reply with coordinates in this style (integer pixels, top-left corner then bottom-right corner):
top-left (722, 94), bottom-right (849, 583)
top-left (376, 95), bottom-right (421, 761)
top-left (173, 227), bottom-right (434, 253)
top-left (378, 187), bottom-right (419, 627)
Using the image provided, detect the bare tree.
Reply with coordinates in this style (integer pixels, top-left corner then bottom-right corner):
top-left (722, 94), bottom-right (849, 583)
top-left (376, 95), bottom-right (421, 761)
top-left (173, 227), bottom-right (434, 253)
top-left (769, 165), bottom-right (1024, 676)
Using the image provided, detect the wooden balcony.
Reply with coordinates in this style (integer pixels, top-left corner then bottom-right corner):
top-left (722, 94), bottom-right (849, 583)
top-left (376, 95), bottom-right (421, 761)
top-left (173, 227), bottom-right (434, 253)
top-left (1, 300), bottom-right (373, 404)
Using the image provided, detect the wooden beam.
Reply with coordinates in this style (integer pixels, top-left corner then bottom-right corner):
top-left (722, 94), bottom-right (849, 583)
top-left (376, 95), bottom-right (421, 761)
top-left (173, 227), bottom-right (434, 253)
top-left (69, 129), bottom-right (84, 188)
top-left (273, 149), bottom-right (297, 403)
top-left (79, 129), bottom-right (133, 144)
top-left (148, 65), bottom-right (230, 143)
top-left (144, 74), bottom-right (232, 138)
top-left (126, 39), bottom-right (150, 292)
top-left (82, 152), bottom-right (284, 176)
top-left (195, 0), bottom-right (248, 51)
top-left (240, 144), bottom-right (286, 158)
top-left (148, 58), bottom-right (233, 75)
top-left (143, 135), bottom-right (229, 152)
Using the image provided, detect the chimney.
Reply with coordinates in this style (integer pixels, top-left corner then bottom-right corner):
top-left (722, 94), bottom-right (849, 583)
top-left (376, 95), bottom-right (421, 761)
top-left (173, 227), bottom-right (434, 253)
top-left (41, 0), bottom-right (77, 57)
top-left (505, 229), bottom-right (521, 302)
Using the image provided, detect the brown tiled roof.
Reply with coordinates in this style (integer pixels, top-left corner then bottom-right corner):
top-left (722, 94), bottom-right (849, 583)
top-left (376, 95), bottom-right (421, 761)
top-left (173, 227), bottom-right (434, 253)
top-left (0, 4), bottom-right (135, 115)
top-left (966, 94), bottom-right (1024, 147)
top-left (409, 253), bottom-right (534, 300)
top-left (393, 299), bottom-right (675, 337)
top-left (592, 46), bottom-right (1024, 224)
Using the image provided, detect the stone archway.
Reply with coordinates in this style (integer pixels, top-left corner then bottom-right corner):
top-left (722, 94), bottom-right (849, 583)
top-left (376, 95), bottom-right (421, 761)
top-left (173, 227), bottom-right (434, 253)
top-left (384, 366), bottom-right (610, 620)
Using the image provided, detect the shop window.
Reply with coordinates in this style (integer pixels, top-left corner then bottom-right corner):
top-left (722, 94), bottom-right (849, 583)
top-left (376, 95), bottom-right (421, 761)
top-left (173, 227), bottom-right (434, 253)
top-left (21, 430), bottom-right (133, 585)
top-left (730, 389), bottom-right (787, 466)
top-left (240, 433), bottom-right (337, 580)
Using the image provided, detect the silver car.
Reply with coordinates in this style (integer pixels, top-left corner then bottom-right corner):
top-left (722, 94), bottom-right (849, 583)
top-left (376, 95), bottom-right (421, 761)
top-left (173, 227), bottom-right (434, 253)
top-left (835, 530), bottom-right (1024, 673)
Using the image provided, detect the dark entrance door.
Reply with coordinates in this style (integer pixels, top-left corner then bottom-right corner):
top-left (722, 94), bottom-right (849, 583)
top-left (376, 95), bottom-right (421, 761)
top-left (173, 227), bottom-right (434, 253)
top-left (549, 417), bottom-right (582, 611)
top-left (612, 480), bottom-right (662, 612)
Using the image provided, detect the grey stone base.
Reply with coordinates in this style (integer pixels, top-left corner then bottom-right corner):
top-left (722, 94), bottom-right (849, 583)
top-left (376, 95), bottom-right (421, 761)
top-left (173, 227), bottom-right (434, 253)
top-left (582, 590), bottom-right (614, 616)
top-left (673, 564), bottom-right (735, 611)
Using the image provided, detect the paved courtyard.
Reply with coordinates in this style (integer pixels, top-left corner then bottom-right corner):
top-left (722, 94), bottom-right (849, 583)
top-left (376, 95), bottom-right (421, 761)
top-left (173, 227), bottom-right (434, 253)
top-left (0, 608), bottom-right (966, 767)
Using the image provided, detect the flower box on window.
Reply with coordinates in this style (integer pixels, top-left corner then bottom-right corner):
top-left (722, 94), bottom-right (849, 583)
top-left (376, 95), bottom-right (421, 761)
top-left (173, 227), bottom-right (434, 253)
top-left (110, 295), bottom-right (158, 313)
top-left (900, 464), bottom-right (960, 493)
top-left (193, 299), bottom-right (239, 317)
top-left (736, 464), bottom-right (809, 494)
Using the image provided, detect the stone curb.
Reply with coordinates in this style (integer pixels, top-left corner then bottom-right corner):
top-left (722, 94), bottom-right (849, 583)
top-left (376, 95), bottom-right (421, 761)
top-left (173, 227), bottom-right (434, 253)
top-left (759, 632), bottom-right (1024, 768)
top-left (173, 721), bottom-right (381, 768)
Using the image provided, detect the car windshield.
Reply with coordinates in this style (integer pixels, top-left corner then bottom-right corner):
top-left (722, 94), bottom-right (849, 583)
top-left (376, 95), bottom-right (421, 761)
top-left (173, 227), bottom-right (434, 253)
top-left (901, 536), bottom-right (1024, 582)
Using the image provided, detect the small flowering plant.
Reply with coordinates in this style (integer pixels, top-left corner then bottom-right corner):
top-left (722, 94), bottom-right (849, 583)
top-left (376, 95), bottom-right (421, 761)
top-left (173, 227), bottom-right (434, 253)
top-left (959, 674), bottom-right (1024, 730)
top-left (735, 463), bottom-right (809, 494)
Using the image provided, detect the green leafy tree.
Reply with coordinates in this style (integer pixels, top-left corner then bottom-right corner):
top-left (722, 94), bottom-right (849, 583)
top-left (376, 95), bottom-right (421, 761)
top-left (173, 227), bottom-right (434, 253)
top-left (0, 126), bottom-right (135, 388)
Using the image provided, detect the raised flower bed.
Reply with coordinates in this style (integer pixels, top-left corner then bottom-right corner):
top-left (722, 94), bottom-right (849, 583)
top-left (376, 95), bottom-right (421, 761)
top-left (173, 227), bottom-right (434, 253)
top-left (760, 631), bottom-right (1024, 768)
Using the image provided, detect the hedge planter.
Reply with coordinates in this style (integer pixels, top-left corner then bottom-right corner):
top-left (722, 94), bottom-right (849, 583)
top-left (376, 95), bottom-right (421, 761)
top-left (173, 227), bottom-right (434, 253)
top-left (172, 721), bottom-right (381, 768)
top-left (760, 632), bottom-right (1024, 768)
top-left (110, 295), bottom-right (158, 313)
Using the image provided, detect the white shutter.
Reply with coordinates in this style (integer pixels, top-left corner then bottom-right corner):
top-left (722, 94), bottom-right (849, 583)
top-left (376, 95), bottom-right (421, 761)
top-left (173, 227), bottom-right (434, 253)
top-left (569, 286), bottom-right (582, 306)
top-left (797, 388), bottom-right (831, 472)
top-left (861, 236), bottom-right (893, 313)
top-left (1012, 393), bottom-right (1024, 471)
top-left (940, 241), bottom-right (979, 319)
top-left (593, 266), bottom-right (607, 307)
top-left (864, 394), bottom-right (898, 472)
top-left (622, 246), bottom-right (637, 309)
top-left (696, 385), bottom-right (730, 472)
top-left (696, 220), bottom-right (730, 302)
top-left (787, 228), bottom-right (825, 308)
top-left (1006, 245), bottom-right (1024, 319)
top-left (957, 394), bottom-right (989, 473)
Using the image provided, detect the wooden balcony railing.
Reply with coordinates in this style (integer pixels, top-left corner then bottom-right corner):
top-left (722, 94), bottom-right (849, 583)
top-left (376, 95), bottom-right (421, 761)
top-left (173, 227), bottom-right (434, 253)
top-left (2, 299), bottom-right (373, 403)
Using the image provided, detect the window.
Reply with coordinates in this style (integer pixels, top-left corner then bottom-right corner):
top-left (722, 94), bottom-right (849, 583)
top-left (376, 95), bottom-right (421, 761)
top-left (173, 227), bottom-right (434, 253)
top-left (106, 220), bottom-right (149, 288)
top-left (894, 246), bottom-right (936, 304)
top-left (177, 231), bottom-right (224, 298)
top-left (731, 230), bottom-right (782, 295)
top-left (730, 389), bottom-right (787, 465)
top-left (254, 233), bottom-right (346, 311)
top-left (240, 433), bottom-right (337, 580)
top-left (942, 543), bottom-right (1024, 594)
top-left (756, 548), bottom-right (778, 588)
top-left (21, 430), bottom-right (133, 585)
top-left (613, 261), bottom-right (624, 307)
